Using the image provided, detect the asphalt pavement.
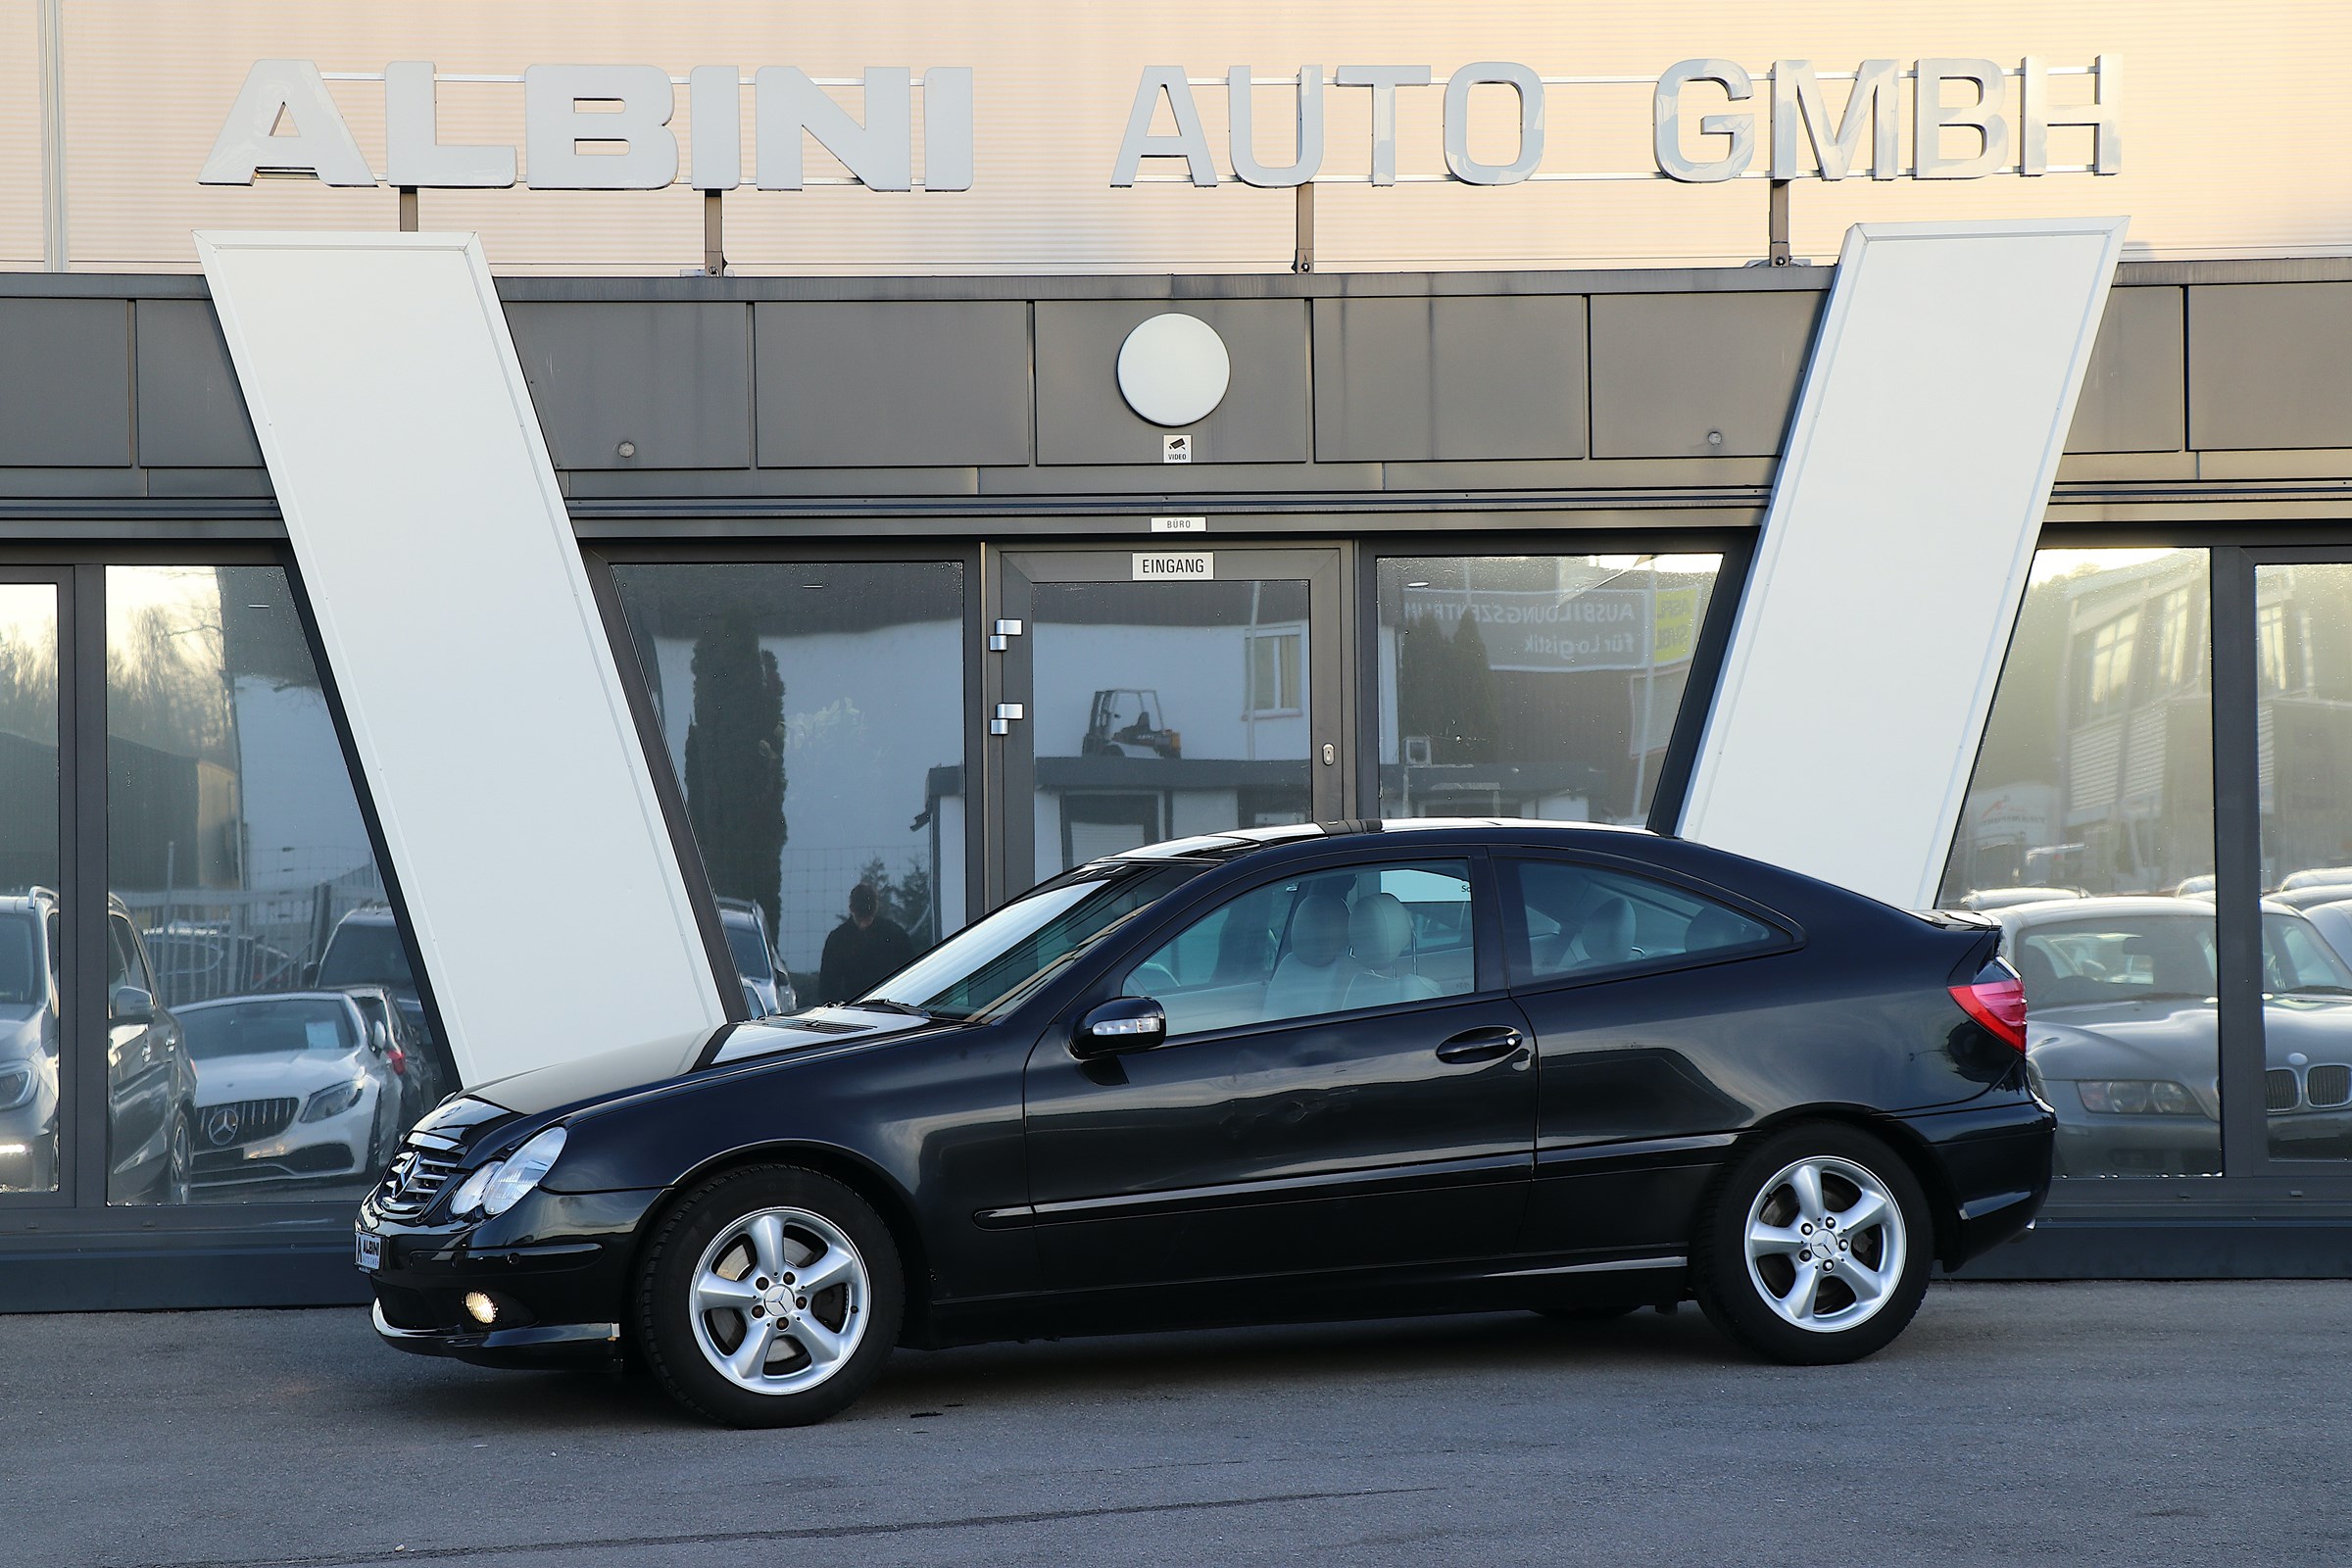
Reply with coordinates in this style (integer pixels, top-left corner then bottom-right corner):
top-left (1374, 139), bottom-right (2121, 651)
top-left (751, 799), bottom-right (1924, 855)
top-left (4, 1281), bottom-right (2346, 1567)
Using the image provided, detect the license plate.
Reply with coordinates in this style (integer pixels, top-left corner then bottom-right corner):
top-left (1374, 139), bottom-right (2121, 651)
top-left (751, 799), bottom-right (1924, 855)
top-left (355, 1230), bottom-right (381, 1272)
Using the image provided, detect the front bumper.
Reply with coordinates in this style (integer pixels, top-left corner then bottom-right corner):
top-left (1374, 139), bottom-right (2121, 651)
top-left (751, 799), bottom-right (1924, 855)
top-left (371, 1301), bottom-right (621, 1368)
top-left (359, 1185), bottom-right (662, 1369)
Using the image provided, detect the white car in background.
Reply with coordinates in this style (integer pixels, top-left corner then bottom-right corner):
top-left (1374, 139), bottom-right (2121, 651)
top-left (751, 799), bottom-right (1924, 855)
top-left (178, 992), bottom-right (404, 1191)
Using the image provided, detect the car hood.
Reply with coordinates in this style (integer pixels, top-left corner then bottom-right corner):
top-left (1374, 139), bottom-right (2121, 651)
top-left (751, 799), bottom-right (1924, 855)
top-left (193, 1051), bottom-right (362, 1102)
top-left (2029, 993), bottom-right (2352, 1101)
top-left (466, 1006), bottom-right (950, 1120)
top-left (0, 1002), bottom-right (46, 1061)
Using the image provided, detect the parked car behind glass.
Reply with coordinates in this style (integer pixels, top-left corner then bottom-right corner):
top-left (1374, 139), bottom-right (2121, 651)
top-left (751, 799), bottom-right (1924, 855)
top-left (1996, 896), bottom-right (2352, 1175)
top-left (180, 992), bottom-right (404, 1191)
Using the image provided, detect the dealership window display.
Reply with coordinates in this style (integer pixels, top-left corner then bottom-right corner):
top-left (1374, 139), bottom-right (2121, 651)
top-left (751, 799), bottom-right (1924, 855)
top-left (609, 563), bottom-right (967, 999)
top-left (105, 566), bottom-right (444, 1205)
top-left (1942, 549), bottom-right (2218, 1179)
top-left (0, 587), bottom-right (61, 1195)
top-left (1374, 556), bottom-right (1722, 824)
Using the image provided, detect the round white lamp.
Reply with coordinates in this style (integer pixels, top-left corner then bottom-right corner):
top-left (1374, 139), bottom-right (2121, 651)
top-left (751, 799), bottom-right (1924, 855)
top-left (1116, 313), bottom-right (1232, 427)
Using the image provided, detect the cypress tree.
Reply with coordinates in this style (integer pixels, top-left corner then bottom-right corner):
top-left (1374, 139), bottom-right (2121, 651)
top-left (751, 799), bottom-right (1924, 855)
top-left (683, 609), bottom-right (787, 935)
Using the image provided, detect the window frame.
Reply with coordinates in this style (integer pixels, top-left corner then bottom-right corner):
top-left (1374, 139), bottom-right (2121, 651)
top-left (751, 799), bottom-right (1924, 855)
top-left (1494, 849), bottom-right (1799, 997)
top-left (1089, 846), bottom-right (1508, 1052)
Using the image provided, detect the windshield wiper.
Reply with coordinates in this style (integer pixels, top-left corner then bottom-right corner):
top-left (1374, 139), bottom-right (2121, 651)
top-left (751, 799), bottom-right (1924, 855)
top-left (850, 998), bottom-right (930, 1016)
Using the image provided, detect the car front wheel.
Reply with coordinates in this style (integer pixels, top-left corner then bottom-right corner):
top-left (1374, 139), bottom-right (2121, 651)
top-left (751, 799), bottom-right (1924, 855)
top-left (1691, 1122), bottom-right (1931, 1366)
top-left (635, 1165), bottom-right (904, 1428)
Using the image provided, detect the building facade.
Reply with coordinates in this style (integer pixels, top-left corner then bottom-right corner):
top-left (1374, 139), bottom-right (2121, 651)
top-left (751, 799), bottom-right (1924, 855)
top-left (8, 3), bottom-right (2352, 1305)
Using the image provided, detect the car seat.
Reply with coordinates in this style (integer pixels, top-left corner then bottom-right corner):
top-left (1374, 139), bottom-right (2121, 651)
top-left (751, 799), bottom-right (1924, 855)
top-left (1264, 893), bottom-right (1353, 1018)
top-left (1344, 893), bottom-right (1442, 1007)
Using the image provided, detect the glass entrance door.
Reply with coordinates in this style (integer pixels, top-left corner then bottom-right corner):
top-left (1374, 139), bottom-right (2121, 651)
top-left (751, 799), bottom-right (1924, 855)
top-left (994, 549), bottom-right (1346, 895)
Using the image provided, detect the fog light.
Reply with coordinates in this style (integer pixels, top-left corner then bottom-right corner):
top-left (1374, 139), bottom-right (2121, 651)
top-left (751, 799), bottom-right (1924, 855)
top-left (464, 1292), bottom-right (498, 1326)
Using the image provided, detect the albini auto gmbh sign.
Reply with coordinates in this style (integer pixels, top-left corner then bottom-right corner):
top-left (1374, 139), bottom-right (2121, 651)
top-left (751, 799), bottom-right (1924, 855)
top-left (198, 56), bottom-right (2120, 192)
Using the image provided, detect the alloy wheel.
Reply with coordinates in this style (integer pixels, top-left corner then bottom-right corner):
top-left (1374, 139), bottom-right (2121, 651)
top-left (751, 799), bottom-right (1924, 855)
top-left (1741, 1155), bottom-right (1907, 1334)
top-left (686, 1206), bottom-right (871, 1396)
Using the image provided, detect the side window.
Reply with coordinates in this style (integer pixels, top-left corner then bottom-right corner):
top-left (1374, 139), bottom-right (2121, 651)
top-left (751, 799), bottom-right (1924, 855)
top-left (1506, 858), bottom-right (1776, 987)
top-left (1124, 858), bottom-right (1479, 1038)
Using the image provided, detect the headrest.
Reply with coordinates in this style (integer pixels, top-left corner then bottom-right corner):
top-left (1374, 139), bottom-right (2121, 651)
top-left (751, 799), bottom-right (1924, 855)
top-left (1349, 892), bottom-right (1413, 966)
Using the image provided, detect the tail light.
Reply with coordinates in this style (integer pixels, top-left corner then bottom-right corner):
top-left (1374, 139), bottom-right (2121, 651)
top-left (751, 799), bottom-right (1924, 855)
top-left (1951, 962), bottom-right (2028, 1051)
top-left (386, 1045), bottom-right (409, 1077)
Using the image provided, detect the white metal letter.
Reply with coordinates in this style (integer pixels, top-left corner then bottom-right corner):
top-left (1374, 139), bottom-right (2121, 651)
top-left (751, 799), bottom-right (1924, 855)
top-left (1227, 67), bottom-right (1323, 187)
top-left (2023, 55), bottom-right (2122, 176)
top-left (523, 65), bottom-right (678, 190)
top-left (385, 63), bottom-right (515, 188)
top-left (1771, 60), bottom-right (1897, 180)
top-left (1335, 66), bottom-right (1430, 185)
top-left (1654, 60), bottom-right (1753, 183)
top-left (1111, 68), bottom-right (1218, 187)
top-left (198, 60), bottom-right (375, 186)
top-left (923, 67), bottom-right (975, 191)
top-left (1443, 62), bottom-right (1544, 184)
top-left (1915, 59), bottom-right (2009, 178)
top-left (756, 67), bottom-right (912, 191)
top-left (689, 66), bottom-right (741, 190)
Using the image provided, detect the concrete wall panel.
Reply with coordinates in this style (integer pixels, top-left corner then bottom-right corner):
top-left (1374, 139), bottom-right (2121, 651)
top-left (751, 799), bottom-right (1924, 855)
top-left (2188, 283), bottom-right (2352, 451)
top-left (1590, 292), bottom-right (1820, 460)
top-left (1036, 301), bottom-right (1307, 466)
top-left (1313, 296), bottom-right (1589, 464)
top-left (0, 299), bottom-right (129, 466)
top-left (135, 298), bottom-right (263, 467)
top-left (758, 302), bottom-right (1031, 468)
top-left (507, 302), bottom-right (751, 471)
top-left (2065, 286), bottom-right (2184, 454)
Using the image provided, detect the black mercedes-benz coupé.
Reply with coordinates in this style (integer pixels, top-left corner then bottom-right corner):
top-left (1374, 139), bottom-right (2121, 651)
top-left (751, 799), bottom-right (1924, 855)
top-left (358, 821), bottom-right (2052, 1427)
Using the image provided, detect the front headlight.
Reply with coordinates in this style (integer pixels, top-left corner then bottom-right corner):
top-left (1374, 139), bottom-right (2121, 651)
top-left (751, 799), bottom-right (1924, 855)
top-left (0, 1064), bottom-right (35, 1112)
top-left (2076, 1079), bottom-right (2203, 1116)
top-left (300, 1080), bottom-right (366, 1122)
top-left (463, 1125), bottom-right (567, 1219)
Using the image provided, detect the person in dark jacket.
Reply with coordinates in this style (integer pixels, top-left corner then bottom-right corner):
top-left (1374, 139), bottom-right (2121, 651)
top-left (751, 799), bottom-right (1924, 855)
top-left (818, 882), bottom-right (914, 1004)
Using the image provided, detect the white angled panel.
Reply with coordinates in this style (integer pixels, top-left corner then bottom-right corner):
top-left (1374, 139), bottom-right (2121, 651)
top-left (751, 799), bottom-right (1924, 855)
top-left (197, 230), bottom-right (726, 1083)
top-left (1680, 217), bottom-right (2128, 910)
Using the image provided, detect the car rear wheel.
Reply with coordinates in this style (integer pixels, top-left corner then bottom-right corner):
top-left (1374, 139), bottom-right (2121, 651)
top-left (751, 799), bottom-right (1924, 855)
top-left (1691, 1122), bottom-right (1931, 1365)
top-left (635, 1165), bottom-right (904, 1428)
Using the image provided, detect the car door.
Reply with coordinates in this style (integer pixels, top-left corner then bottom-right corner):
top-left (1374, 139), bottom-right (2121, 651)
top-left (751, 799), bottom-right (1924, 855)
top-left (1498, 852), bottom-right (1803, 1260)
top-left (1021, 851), bottom-right (1537, 1293)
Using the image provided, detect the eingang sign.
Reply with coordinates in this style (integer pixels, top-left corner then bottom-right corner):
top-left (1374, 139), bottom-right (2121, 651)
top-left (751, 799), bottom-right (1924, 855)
top-left (198, 56), bottom-right (2120, 193)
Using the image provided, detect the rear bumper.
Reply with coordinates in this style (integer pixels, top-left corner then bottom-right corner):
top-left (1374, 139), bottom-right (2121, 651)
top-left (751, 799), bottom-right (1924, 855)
top-left (1894, 1096), bottom-right (2056, 1268)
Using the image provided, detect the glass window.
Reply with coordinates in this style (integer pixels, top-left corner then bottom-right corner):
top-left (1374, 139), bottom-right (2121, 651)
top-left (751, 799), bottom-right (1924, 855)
top-left (1941, 549), bottom-right (2215, 1180)
top-left (1124, 859), bottom-right (1478, 1038)
top-left (1506, 858), bottom-right (1776, 987)
top-left (107, 566), bottom-right (444, 1206)
top-left (2254, 563), bottom-right (2352, 1161)
top-left (1247, 628), bottom-right (1302, 714)
top-left (610, 562), bottom-right (966, 1006)
top-left (1376, 555), bottom-right (1722, 824)
top-left (0, 584), bottom-right (60, 1196)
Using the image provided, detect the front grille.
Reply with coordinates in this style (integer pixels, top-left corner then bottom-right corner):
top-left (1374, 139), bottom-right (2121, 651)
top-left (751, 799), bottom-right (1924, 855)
top-left (2307, 1064), bottom-right (2352, 1109)
top-left (195, 1097), bottom-right (298, 1150)
top-left (373, 1145), bottom-right (464, 1218)
top-left (2268, 1069), bottom-right (2300, 1111)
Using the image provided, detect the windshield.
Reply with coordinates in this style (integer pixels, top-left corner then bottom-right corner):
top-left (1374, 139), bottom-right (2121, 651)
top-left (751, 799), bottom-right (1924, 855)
top-left (863, 863), bottom-right (1201, 1021)
top-left (0, 912), bottom-right (42, 1006)
top-left (315, 921), bottom-right (414, 990)
top-left (180, 998), bottom-right (357, 1061)
top-left (722, 919), bottom-right (771, 978)
top-left (2012, 911), bottom-right (2352, 1008)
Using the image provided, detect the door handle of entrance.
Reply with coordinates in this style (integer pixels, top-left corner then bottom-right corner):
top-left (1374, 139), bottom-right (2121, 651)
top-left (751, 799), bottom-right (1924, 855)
top-left (1435, 1026), bottom-right (1524, 1064)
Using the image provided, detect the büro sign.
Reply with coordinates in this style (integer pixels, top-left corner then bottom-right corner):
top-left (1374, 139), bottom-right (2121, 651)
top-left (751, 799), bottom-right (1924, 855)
top-left (198, 56), bottom-right (2118, 193)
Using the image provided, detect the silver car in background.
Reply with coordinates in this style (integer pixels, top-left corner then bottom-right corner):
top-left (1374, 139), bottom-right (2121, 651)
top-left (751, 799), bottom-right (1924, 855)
top-left (178, 991), bottom-right (404, 1193)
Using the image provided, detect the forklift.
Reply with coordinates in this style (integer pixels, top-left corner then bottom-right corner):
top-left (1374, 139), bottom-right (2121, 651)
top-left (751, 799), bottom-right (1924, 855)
top-left (1082, 688), bottom-right (1182, 759)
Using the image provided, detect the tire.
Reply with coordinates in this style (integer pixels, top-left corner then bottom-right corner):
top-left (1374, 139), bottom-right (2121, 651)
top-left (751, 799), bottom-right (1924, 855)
top-left (635, 1165), bottom-right (905, 1428)
top-left (1691, 1122), bottom-right (1932, 1366)
top-left (157, 1109), bottom-right (193, 1207)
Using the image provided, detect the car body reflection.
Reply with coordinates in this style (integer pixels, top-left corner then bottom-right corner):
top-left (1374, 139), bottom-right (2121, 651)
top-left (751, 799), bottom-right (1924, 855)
top-left (178, 992), bottom-right (404, 1196)
top-left (1996, 895), bottom-right (2352, 1175)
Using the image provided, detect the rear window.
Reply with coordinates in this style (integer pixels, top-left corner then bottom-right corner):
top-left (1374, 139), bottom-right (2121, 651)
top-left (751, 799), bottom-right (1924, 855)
top-left (316, 921), bottom-right (414, 990)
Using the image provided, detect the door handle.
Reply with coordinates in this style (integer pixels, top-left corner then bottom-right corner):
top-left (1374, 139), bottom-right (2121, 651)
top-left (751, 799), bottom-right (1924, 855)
top-left (1436, 1026), bottom-right (1524, 1064)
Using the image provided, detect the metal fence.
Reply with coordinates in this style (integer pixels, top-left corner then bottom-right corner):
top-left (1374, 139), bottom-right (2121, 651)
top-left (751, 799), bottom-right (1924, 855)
top-left (118, 859), bottom-right (388, 1010)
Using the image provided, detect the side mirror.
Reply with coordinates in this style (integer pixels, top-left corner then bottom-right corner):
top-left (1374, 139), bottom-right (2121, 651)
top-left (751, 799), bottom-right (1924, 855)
top-left (1071, 996), bottom-right (1166, 1059)
top-left (110, 985), bottom-right (154, 1027)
